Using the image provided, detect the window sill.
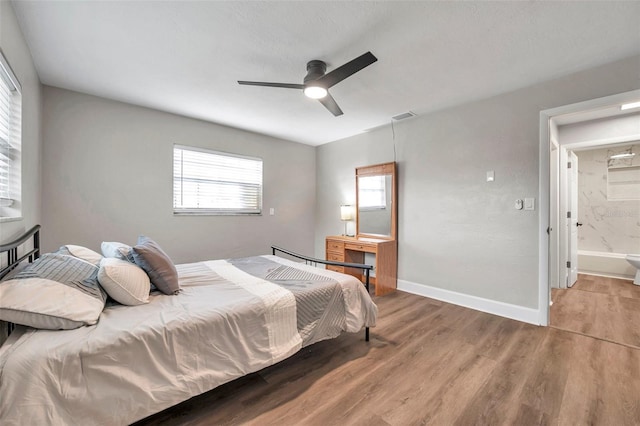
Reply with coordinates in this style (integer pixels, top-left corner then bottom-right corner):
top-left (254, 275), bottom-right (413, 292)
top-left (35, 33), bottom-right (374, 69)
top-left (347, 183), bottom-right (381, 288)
top-left (0, 216), bottom-right (23, 223)
top-left (173, 211), bottom-right (262, 216)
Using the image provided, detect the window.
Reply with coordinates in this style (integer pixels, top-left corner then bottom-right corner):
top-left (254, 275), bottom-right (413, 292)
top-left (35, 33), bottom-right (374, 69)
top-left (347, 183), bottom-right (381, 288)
top-left (608, 165), bottom-right (640, 200)
top-left (607, 147), bottom-right (639, 201)
top-left (0, 51), bottom-right (21, 218)
top-left (173, 145), bottom-right (262, 215)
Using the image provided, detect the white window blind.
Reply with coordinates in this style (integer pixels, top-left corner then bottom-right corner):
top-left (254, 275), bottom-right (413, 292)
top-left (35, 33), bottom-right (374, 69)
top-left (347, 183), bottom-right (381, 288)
top-left (173, 145), bottom-right (263, 215)
top-left (0, 51), bottom-right (21, 212)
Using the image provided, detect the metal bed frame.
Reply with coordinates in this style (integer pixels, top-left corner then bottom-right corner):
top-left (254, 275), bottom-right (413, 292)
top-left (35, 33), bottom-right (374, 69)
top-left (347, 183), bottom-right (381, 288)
top-left (0, 224), bottom-right (41, 336)
top-left (0, 230), bottom-right (373, 342)
top-left (271, 245), bottom-right (374, 342)
top-left (0, 224), bottom-right (41, 280)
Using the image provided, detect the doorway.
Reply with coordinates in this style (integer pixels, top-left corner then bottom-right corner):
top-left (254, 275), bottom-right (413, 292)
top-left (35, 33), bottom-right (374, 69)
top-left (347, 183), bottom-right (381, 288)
top-left (538, 89), bottom-right (640, 326)
top-left (552, 141), bottom-right (640, 347)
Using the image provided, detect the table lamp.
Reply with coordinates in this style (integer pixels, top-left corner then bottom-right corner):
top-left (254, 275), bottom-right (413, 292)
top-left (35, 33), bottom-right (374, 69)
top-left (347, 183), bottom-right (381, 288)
top-left (340, 205), bottom-right (354, 236)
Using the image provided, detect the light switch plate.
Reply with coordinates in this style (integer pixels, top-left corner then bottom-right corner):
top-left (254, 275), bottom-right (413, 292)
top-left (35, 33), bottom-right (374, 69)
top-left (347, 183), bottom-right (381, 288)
top-left (486, 171), bottom-right (495, 182)
top-left (524, 198), bottom-right (535, 210)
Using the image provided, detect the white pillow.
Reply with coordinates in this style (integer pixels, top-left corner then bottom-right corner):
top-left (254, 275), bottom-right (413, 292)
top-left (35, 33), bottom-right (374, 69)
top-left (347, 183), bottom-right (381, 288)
top-left (98, 258), bottom-right (150, 305)
top-left (101, 241), bottom-right (134, 262)
top-left (58, 244), bottom-right (103, 266)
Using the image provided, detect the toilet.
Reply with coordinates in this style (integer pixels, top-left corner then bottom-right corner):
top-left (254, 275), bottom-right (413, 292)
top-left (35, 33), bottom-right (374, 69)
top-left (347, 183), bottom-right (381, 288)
top-left (627, 255), bottom-right (640, 285)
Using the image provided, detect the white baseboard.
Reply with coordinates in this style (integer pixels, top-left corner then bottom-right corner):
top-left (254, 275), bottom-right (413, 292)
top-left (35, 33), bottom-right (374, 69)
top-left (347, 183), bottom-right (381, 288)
top-left (397, 279), bottom-right (541, 325)
top-left (578, 270), bottom-right (634, 281)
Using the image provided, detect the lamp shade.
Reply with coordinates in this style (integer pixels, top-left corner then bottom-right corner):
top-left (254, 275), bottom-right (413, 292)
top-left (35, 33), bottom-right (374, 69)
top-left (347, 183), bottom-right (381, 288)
top-left (340, 205), bottom-right (354, 221)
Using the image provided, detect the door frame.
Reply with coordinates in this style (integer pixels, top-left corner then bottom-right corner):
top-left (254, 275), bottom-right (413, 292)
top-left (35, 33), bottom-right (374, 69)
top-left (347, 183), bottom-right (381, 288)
top-left (538, 89), bottom-right (640, 326)
top-left (556, 146), bottom-right (580, 290)
top-left (567, 150), bottom-right (579, 287)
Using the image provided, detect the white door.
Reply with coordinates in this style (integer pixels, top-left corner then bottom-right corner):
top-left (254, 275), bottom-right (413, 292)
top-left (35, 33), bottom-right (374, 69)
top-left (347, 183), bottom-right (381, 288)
top-left (567, 151), bottom-right (579, 287)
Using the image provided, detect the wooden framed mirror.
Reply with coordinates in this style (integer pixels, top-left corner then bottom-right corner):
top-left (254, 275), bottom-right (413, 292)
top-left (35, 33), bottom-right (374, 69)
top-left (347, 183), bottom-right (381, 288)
top-left (356, 162), bottom-right (397, 240)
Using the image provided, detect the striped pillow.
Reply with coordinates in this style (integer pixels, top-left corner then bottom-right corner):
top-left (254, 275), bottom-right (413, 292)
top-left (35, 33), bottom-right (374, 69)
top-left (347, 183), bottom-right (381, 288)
top-left (0, 253), bottom-right (107, 329)
top-left (98, 258), bottom-right (150, 305)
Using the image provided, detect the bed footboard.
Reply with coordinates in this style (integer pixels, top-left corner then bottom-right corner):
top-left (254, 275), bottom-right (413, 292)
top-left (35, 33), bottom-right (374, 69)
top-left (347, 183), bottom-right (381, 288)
top-left (271, 245), bottom-right (373, 342)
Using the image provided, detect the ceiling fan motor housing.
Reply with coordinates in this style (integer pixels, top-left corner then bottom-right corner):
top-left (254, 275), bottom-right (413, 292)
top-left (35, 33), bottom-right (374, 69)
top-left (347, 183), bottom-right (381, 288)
top-left (304, 60), bottom-right (327, 84)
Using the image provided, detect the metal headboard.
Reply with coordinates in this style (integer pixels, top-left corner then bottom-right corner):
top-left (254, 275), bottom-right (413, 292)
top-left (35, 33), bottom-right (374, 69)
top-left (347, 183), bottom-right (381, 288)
top-left (0, 224), bottom-right (41, 337)
top-left (0, 224), bottom-right (40, 279)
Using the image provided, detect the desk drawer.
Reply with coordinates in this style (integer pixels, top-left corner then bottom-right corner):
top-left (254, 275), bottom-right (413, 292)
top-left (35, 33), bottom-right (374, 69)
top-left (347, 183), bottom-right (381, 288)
top-left (326, 240), bottom-right (344, 251)
top-left (345, 242), bottom-right (376, 253)
top-left (326, 252), bottom-right (344, 262)
top-left (326, 265), bottom-right (345, 273)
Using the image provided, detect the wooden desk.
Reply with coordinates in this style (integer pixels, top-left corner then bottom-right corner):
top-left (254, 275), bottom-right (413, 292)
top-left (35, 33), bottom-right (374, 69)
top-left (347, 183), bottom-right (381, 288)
top-left (325, 235), bottom-right (397, 296)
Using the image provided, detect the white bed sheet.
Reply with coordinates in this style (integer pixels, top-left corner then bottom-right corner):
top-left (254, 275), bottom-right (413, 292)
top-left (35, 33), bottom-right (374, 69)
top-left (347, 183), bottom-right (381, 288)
top-left (0, 255), bottom-right (376, 425)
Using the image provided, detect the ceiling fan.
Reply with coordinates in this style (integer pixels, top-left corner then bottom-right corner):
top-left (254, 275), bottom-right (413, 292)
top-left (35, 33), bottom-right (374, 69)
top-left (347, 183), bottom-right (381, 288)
top-left (238, 51), bottom-right (377, 116)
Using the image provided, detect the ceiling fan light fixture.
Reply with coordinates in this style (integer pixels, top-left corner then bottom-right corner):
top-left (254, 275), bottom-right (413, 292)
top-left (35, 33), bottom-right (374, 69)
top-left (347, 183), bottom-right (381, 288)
top-left (304, 85), bottom-right (327, 99)
top-left (238, 52), bottom-right (377, 116)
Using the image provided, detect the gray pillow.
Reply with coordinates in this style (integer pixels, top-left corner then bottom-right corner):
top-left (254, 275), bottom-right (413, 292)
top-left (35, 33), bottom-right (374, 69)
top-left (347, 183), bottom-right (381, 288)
top-left (131, 236), bottom-right (179, 295)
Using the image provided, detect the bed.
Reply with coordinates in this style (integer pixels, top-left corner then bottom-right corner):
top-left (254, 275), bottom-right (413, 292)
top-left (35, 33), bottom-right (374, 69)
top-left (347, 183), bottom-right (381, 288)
top-left (0, 226), bottom-right (377, 425)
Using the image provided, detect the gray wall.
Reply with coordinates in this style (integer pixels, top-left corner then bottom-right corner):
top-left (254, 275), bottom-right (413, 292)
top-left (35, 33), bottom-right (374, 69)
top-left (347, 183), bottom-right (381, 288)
top-left (0, 2), bottom-right (42, 243)
top-left (316, 55), bottom-right (640, 310)
top-left (42, 86), bottom-right (316, 263)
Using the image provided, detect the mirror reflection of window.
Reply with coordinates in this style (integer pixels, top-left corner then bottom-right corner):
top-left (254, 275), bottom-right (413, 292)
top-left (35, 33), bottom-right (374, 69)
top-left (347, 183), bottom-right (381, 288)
top-left (359, 175), bottom-right (386, 210)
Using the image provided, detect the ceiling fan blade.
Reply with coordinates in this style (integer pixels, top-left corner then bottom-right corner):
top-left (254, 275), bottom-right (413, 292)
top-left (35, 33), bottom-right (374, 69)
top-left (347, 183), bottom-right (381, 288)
top-left (317, 52), bottom-right (377, 88)
top-left (238, 81), bottom-right (304, 89)
top-left (318, 92), bottom-right (343, 116)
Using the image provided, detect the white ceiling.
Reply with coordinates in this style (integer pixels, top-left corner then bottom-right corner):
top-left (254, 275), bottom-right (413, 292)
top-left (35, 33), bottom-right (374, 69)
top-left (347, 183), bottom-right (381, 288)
top-left (11, 1), bottom-right (640, 146)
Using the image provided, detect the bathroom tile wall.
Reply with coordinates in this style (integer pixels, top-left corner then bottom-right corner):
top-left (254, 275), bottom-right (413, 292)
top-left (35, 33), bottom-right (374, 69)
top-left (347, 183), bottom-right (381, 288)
top-left (577, 143), bottom-right (640, 254)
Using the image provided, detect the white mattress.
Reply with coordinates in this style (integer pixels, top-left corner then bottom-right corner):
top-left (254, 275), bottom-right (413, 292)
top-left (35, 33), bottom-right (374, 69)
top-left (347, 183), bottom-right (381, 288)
top-left (0, 255), bottom-right (377, 425)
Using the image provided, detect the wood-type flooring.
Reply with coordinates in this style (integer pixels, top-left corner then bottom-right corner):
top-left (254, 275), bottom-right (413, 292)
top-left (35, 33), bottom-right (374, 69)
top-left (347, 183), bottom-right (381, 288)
top-left (551, 274), bottom-right (640, 348)
top-left (136, 289), bottom-right (640, 426)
